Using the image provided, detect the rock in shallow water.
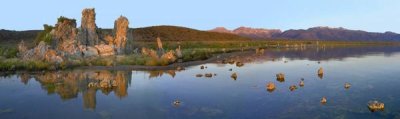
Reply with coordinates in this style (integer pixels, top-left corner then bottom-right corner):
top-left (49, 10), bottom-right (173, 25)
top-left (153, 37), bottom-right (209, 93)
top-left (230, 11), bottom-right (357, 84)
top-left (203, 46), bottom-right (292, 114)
top-left (368, 100), bottom-right (384, 112)
top-left (231, 73), bottom-right (237, 80)
top-left (266, 82), bottom-right (276, 92)
top-left (344, 82), bottom-right (351, 89)
top-left (321, 97), bottom-right (327, 104)
top-left (289, 85), bottom-right (297, 91)
top-left (276, 73), bottom-right (285, 82)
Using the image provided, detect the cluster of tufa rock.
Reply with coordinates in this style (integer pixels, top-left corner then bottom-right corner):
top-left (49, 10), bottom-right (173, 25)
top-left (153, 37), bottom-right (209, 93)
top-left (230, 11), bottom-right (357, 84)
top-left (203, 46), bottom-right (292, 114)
top-left (19, 8), bottom-right (131, 63)
top-left (368, 100), bottom-right (384, 112)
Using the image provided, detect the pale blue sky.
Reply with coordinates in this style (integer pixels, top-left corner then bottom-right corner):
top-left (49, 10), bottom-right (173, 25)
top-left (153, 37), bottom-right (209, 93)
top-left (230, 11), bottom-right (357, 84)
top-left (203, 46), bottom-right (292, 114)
top-left (1, 0), bottom-right (399, 33)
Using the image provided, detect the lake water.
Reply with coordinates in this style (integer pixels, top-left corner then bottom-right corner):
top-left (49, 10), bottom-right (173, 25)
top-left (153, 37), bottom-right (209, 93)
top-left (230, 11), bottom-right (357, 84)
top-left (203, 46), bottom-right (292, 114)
top-left (1, 46), bottom-right (400, 119)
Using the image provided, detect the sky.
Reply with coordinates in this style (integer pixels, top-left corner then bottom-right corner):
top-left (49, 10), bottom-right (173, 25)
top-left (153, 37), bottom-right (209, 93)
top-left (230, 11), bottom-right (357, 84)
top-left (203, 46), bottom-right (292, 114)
top-left (1, 0), bottom-right (400, 33)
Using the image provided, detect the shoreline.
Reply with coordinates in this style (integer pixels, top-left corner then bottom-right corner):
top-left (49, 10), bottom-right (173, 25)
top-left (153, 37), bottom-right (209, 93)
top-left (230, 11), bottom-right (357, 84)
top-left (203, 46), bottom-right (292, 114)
top-left (78, 50), bottom-right (254, 71)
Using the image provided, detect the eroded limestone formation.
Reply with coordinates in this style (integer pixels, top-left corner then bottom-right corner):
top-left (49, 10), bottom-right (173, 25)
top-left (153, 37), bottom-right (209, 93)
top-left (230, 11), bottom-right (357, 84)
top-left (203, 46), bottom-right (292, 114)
top-left (20, 8), bottom-right (133, 63)
top-left (21, 41), bottom-right (63, 63)
top-left (113, 16), bottom-right (130, 54)
top-left (51, 17), bottom-right (80, 56)
top-left (79, 8), bottom-right (100, 46)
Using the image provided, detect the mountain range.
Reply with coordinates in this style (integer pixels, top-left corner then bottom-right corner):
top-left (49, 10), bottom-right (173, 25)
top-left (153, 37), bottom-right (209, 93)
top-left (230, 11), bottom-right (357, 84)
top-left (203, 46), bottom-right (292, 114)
top-left (2, 25), bottom-right (400, 45)
top-left (210, 26), bottom-right (400, 41)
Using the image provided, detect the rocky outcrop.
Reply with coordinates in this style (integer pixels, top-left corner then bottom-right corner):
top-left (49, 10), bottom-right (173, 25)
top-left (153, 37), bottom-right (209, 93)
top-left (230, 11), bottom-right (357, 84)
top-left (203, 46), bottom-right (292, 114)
top-left (160, 50), bottom-right (177, 63)
top-left (51, 17), bottom-right (80, 56)
top-left (95, 44), bottom-right (115, 56)
top-left (21, 41), bottom-right (63, 63)
top-left (80, 46), bottom-right (99, 57)
top-left (20, 8), bottom-right (134, 65)
top-left (175, 46), bottom-right (182, 59)
top-left (141, 47), bottom-right (158, 58)
top-left (113, 16), bottom-right (129, 54)
top-left (44, 49), bottom-right (64, 64)
top-left (17, 40), bottom-right (28, 55)
top-left (78, 8), bottom-right (100, 46)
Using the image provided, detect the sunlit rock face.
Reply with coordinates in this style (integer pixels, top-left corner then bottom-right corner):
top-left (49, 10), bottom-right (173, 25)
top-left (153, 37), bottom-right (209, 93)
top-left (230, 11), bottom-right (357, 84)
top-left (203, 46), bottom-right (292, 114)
top-left (95, 44), bottom-right (115, 56)
top-left (51, 17), bottom-right (80, 56)
top-left (21, 8), bottom-right (133, 62)
top-left (113, 16), bottom-right (130, 54)
top-left (78, 8), bottom-right (100, 46)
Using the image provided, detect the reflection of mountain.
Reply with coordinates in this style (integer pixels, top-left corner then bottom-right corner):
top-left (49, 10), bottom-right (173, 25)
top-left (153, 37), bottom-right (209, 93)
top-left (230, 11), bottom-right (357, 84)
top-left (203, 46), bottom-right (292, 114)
top-left (148, 70), bottom-right (177, 78)
top-left (19, 70), bottom-right (132, 110)
top-left (214, 46), bottom-right (400, 64)
top-left (263, 46), bottom-right (400, 61)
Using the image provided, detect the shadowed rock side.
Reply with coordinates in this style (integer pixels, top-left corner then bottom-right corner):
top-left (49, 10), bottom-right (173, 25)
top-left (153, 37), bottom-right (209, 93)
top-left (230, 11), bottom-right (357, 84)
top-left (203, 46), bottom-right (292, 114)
top-left (78, 8), bottom-right (99, 46)
top-left (18, 70), bottom-right (132, 109)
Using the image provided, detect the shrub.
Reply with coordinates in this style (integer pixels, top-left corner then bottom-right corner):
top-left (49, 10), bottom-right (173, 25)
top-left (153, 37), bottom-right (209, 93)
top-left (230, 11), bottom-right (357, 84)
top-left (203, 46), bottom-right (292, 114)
top-left (35, 24), bottom-right (54, 45)
top-left (0, 47), bottom-right (18, 58)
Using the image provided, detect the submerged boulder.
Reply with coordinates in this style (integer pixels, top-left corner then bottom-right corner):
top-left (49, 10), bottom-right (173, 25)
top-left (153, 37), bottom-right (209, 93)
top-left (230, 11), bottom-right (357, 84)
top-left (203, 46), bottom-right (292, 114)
top-left (173, 99), bottom-right (181, 107)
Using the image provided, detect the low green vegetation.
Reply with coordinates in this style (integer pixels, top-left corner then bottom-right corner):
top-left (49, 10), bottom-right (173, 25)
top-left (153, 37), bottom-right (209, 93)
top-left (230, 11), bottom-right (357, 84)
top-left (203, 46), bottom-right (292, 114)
top-left (0, 47), bottom-right (18, 58)
top-left (35, 24), bottom-right (54, 45)
top-left (0, 58), bottom-right (53, 71)
top-left (0, 39), bottom-right (399, 71)
top-left (57, 16), bottom-right (77, 24)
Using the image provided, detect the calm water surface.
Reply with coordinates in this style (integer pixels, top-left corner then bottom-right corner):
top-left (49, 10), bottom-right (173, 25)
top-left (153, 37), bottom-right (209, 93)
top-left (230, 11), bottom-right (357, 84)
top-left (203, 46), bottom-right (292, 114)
top-left (1, 47), bottom-right (400, 119)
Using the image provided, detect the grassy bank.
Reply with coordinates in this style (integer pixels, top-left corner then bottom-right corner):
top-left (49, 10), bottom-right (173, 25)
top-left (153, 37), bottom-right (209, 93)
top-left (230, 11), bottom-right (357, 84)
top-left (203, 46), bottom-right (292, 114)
top-left (0, 40), bottom-right (399, 71)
